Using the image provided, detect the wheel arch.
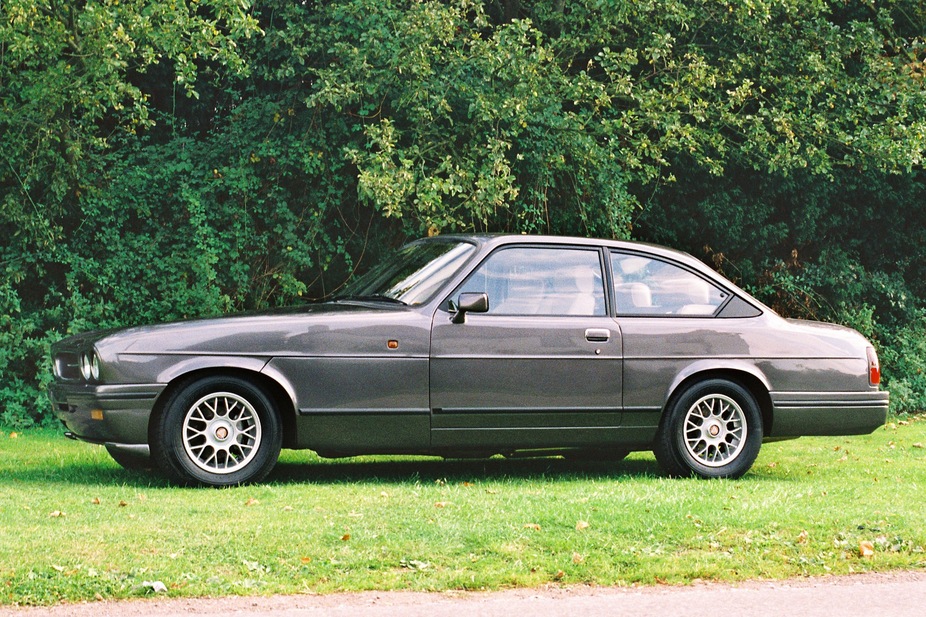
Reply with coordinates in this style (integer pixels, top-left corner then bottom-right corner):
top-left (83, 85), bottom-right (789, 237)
top-left (663, 365), bottom-right (773, 436)
top-left (148, 367), bottom-right (299, 449)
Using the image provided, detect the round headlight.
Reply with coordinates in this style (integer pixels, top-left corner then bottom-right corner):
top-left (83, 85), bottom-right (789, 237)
top-left (79, 351), bottom-right (101, 382)
top-left (90, 353), bottom-right (100, 380)
top-left (80, 353), bottom-right (93, 381)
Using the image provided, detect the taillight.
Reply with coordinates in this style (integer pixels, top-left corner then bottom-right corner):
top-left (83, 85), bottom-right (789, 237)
top-left (867, 347), bottom-right (880, 386)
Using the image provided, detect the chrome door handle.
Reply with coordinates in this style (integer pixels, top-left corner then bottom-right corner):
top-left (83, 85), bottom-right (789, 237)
top-left (585, 328), bottom-right (610, 343)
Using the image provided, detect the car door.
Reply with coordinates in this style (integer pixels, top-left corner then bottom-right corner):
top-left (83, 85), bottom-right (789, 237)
top-left (429, 245), bottom-right (623, 451)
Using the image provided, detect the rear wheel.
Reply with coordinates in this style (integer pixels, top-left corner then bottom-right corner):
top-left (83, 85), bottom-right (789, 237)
top-left (654, 378), bottom-right (762, 479)
top-left (151, 376), bottom-right (282, 487)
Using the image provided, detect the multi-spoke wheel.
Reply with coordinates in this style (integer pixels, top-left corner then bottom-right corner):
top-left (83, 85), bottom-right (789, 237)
top-left (682, 393), bottom-right (746, 467)
top-left (654, 378), bottom-right (762, 479)
top-left (152, 376), bottom-right (282, 487)
top-left (181, 392), bottom-right (263, 474)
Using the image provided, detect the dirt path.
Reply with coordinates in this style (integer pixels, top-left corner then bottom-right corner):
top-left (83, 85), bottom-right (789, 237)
top-left (3, 571), bottom-right (925, 617)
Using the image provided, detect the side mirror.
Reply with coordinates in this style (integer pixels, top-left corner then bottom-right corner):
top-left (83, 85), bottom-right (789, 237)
top-left (451, 292), bottom-right (489, 324)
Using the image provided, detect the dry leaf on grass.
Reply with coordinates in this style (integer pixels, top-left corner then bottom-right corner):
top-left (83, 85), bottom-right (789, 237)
top-left (523, 523), bottom-right (542, 531)
top-left (400, 559), bottom-right (430, 571)
top-left (141, 581), bottom-right (167, 594)
top-left (575, 520), bottom-right (590, 531)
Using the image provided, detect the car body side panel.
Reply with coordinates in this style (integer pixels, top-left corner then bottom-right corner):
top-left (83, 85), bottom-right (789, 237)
top-left (429, 312), bottom-right (623, 450)
top-left (269, 356), bottom-right (430, 452)
top-left (55, 306), bottom-right (436, 452)
top-left (112, 354), bottom-right (272, 386)
top-left (621, 317), bottom-right (774, 415)
top-left (619, 314), bottom-right (885, 438)
top-left (103, 306), bottom-right (432, 358)
top-left (769, 390), bottom-right (889, 436)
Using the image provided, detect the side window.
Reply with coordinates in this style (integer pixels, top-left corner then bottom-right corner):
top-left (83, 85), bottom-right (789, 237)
top-left (611, 252), bottom-right (727, 316)
top-left (457, 247), bottom-right (606, 316)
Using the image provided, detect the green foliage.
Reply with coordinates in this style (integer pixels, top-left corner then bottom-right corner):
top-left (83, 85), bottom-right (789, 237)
top-left (290, 0), bottom-right (637, 237)
top-left (2, 0), bottom-right (926, 426)
top-left (67, 111), bottom-right (360, 323)
top-left (879, 311), bottom-right (926, 414)
top-left (0, 281), bottom-right (60, 429)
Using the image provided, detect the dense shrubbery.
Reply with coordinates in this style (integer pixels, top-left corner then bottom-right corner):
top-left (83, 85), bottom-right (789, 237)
top-left (2, 1), bottom-right (925, 427)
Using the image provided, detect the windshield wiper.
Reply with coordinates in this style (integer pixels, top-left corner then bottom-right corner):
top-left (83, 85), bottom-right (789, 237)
top-left (331, 294), bottom-right (408, 306)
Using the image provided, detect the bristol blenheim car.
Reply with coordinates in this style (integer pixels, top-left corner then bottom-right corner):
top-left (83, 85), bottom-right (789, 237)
top-left (50, 235), bottom-right (888, 486)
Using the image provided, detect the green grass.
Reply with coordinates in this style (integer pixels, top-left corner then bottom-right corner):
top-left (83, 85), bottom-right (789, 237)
top-left (1, 418), bottom-right (925, 606)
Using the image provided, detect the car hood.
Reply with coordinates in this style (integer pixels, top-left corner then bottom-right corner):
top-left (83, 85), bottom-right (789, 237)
top-left (79, 302), bottom-right (432, 358)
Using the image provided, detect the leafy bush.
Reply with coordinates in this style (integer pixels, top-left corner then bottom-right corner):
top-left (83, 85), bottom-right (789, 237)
top-left (879, 312), bottom-right (926, 414)
top-left (2, 1), bottom-right (926, 426)
top-left (0, 281), bottom-right (60, 428)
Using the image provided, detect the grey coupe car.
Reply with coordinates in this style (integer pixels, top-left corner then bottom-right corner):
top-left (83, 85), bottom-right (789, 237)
top-left (49, 234), bottom-right (888, 486)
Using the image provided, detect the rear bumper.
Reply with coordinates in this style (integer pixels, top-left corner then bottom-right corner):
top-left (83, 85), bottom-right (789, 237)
top-left (49, 382), bottom-right (165, 445)
top-left (770, 390), bottom-right (889, 437)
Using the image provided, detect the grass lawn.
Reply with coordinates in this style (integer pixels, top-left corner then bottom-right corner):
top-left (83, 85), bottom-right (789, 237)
top-left (1, 418), bottom-right (924, 606)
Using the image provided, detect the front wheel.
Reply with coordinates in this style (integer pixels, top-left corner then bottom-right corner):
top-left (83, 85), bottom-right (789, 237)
top-left (151, 376), bottom-right (282, 487)
top-left (654, 379), bottom-right (762, 479)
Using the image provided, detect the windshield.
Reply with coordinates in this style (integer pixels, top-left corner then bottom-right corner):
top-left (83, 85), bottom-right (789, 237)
top-left (336, 240), bottom-right (477, 306)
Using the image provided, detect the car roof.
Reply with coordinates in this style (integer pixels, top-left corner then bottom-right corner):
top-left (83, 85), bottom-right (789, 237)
top-left (416, 233), bottom-right (714, 275)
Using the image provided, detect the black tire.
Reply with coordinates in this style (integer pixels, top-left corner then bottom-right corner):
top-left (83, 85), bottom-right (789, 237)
top-left (105, 444), bottom-right (153, 471)
top-left (653, 378), bottom-right (762, 479)
top-left (151, 376), bottom-right (282, 487)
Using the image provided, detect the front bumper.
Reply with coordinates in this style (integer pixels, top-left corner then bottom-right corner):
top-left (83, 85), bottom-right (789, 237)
top-left (770, 390), bottom-right (889, 437)
top-left (49, 382), bottom-right (166, 445)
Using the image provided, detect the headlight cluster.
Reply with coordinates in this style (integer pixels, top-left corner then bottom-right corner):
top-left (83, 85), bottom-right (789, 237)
top-left (79, 351), bottom-right (101, 382)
